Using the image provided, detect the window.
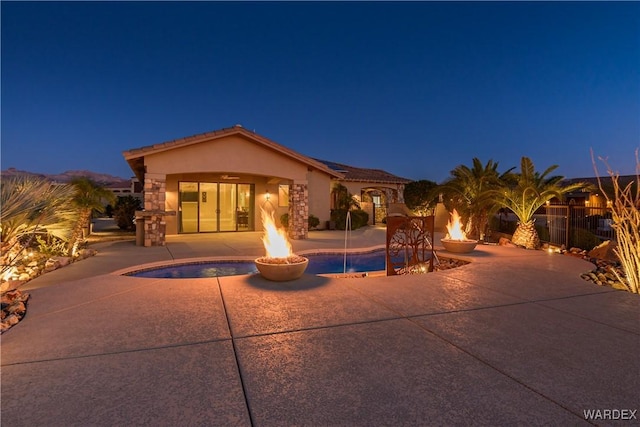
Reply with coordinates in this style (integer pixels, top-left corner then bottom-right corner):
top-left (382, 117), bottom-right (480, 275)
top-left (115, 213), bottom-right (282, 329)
top-left (279, 185), bottom-right (290, 207)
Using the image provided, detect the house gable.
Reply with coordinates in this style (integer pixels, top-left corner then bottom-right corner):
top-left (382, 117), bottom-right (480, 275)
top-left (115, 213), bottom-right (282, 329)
top-left (146, 134), bottom-right (309, 180)
top-left (123, 125), bottom-right (342, 182)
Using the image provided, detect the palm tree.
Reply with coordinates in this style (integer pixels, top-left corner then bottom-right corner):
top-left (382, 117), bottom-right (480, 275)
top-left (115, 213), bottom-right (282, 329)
top-left (1, 176), bottom-right (77, 280)
top-left (439, 158), bottom-right (511, 240)
top-left (68, 178), bottom-right (116, 254)
top-left (494, 157), bottom-right (589, 249)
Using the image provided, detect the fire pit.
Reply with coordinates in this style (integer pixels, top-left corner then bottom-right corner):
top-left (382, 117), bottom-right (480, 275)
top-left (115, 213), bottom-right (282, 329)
top-left (440, 239), bottom-right (478, 253)
top-left (255, 256), bottom-right (309, 281)
top-left (440, 209), bottom-right (478, 254)
top-left (255, 209), bottom-right (309, 281)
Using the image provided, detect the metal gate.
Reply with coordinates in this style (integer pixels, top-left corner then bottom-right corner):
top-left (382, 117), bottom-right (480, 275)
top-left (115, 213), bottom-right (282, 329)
top-left (542, 204), bottom-right (614, 248)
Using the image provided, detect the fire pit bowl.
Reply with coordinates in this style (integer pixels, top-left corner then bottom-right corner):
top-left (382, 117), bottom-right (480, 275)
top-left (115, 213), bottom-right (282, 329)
top-left (440, 239), bottom-right (478, 254)
top-left (255, 256), bottom-right (309, 281)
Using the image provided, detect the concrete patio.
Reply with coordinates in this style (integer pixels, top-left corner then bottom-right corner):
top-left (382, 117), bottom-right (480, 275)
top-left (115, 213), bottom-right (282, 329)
top-left (1, 226), bottom-right (638, 426)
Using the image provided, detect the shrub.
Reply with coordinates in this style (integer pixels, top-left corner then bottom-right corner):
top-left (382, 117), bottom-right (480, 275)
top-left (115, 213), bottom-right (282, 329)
top-left (350, 210), bottom-right (369, 229)
top-left (569, 228), bottom-right (601, 251)
top-left (489, 215), bottom-right (517, 235)
top-left (331, 209), bottom-right (346, 230)
top-left (280, 213), bottom-right (320, 230)
top-left (308, 214), bottom-right (320, 229)
top-left (1, 177), bottom-right (77, 277)
top-left (35, 235), bottom-right (69, 257)
top-left (593, 150), bottom-right (639, 293)
top-left (113, 196), bottom-right (142, 231)
top-left (331, 209), bottom-right (369, 230)
top-left (404, 180), bottom-right (438, 214)
top-left (280, 213), bottom-right (289, 229)
top-left (535, 224), bottom-right (550, 242)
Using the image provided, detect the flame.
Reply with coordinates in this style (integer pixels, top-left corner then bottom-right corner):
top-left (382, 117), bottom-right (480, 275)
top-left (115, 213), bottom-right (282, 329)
top-left (261, 208), bottom-right (293, 258)
top-left (445, 209), bottom-right (468, 241)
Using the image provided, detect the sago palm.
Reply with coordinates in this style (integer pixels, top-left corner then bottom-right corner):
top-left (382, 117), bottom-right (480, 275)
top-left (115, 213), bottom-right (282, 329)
top-left (1, 176), bottom-right (77, 278)
top-left (495, 157), bottom-right (589, 249)
top-left (439, 158), bottom-right (511, 240)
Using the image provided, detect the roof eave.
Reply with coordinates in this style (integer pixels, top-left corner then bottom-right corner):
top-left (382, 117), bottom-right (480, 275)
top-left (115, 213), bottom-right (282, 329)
top-left (337, 178), bottom-right (412, 185)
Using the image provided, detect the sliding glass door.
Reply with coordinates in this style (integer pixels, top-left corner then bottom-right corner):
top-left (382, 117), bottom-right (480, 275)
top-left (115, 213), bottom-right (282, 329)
top-left (218, 183), bottom-right (237, 231)
top-left (237, 184), bottom-right (253, 230)
top-left (179, 182), bottom-right (199, 233)
top-left (179, 182), bottom-right (254, 233)
top-left (199, 183), bottom-right (218, 232)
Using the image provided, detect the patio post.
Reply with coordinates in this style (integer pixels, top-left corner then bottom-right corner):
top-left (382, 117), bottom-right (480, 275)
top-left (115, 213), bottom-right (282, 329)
top-left (140, 173), bottom-right (168, 246)
top-left (288, 180), bottom-right (308, 240)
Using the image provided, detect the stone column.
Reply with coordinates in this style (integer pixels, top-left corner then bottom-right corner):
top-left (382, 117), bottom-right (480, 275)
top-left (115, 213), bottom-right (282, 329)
top-left (143, 214), bottom-right (167, 247)
top-left (397, 184), bottom-right (405, 203)
top-left (288, 181), bottom-right (308, 240)
top-left (141, 174), bottom-right (167, 247)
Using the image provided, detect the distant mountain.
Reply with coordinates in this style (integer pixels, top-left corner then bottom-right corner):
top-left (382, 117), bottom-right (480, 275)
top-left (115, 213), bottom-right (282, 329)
top-left (1, 168), bottom-right (130, 185)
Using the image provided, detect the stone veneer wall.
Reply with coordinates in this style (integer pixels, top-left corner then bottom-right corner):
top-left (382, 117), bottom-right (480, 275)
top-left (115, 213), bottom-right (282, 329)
top-left (288, 183), bottom-right (308, 240)
top-left (375, 205), bottom-right (387, 224)
top-left (396, 184), bottom-right (405, 203)
top-left (143, 176), bottom-right (167, 247)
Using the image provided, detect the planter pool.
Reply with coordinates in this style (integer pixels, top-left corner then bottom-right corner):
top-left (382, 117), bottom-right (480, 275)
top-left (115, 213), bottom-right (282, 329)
top-left (127, 249), bottom-right (394, 279)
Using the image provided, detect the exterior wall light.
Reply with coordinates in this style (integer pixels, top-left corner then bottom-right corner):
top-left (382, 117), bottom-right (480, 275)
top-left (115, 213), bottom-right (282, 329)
top-left (265, 191), bottom-right (270, 201)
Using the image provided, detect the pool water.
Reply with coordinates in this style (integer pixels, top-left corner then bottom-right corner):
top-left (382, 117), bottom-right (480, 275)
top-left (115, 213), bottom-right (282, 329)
top-left (129, 250), bottom-right (392, 278)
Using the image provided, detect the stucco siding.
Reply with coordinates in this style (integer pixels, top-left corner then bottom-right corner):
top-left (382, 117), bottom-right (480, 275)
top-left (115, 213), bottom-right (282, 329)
top-left (145, 135), bottom-right (309, 180)
top-left (307, 171), bottom-right (332, 228)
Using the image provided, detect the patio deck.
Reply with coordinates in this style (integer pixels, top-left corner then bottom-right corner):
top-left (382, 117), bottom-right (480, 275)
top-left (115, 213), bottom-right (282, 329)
top-left (1, 226), bottom-right (638, 426)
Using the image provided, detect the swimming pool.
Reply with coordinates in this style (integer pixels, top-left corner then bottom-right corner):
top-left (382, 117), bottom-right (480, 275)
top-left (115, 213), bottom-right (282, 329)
top-left (128, 249), bottom-right (393, 278)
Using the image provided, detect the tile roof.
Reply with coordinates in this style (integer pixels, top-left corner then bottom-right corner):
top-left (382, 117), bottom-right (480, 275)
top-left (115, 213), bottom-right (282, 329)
top-left (314, 159), bottom-right (412, 184)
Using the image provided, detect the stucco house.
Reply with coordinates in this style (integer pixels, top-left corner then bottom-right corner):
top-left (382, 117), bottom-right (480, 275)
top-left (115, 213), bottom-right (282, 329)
top-left (123, 125), bottom-right (410, 246)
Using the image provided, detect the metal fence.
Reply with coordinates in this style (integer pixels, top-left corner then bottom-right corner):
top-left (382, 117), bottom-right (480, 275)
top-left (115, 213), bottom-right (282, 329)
top-left (540, 204), bottom-right (614, 248)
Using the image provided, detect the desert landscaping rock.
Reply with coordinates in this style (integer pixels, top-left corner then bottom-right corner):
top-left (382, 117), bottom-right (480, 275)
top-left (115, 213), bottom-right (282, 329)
top-left (580, 260), bottom-right (629, 291)
top-left (587, 240), bottom-right (618, 262)
top-left (498, 237), bottom-right (517, 247)
top-left (1, 289), bottom-right (30, 333)
top-left (575, 244), bottom-right (629, 291)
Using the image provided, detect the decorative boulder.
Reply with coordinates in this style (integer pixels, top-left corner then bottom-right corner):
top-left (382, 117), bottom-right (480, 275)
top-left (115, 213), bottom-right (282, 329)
top-left (588, 240), bottom-right (618, 262)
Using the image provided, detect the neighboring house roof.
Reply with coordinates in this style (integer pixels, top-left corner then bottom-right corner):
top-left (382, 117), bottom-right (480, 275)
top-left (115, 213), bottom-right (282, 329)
top-left (562, 175), bottom-right (637, 199)
top-left (314, 159), bottom-right (412, 185)
top-left (122, 125), bottom-right (344, 181)
top-left (563, 175), bottom-right (636, 188)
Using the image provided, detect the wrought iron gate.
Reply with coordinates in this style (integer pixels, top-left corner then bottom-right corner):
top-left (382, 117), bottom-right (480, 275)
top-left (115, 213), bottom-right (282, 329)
top-left (542, 205), bottom-right (614, 248)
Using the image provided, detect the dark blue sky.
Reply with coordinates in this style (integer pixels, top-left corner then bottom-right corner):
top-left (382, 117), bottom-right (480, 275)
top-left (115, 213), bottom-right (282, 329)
top-left (2, 1), bottom-right (639, 182)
